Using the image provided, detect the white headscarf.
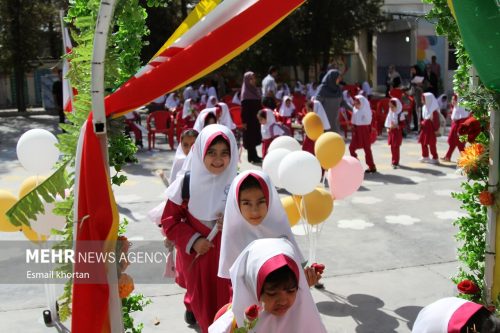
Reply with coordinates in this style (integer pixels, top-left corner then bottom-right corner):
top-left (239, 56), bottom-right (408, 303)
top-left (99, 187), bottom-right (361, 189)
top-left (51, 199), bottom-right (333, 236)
top-left (183, 86), bottom-right (195, 100)
top-left (218, 170), bottom-right (304, 279)
top-left (200, 94), bottom-right (208, 105)
top-left (165, 124), bottom-right (238, 221)
top-left (260, 108), bottom-right (283, 140)
top-left (182, 98), bottom-right (195, 119)
top-left (451, 95), bottom-right (470, 121)
top-left (384, 98), bottom-right (404, 128)
top-left (232, 91), bottom-right (241, 105)
top-left (342, 90), bottom-right (354, 107)
top-left (279, 96), bottom-right (295, 117)
top-left (412, 297), bottom-right (487, 333)
top-left (207, 95), bottom-right (219, 108)
top-left (217, 102), bottom-right (236, 130)
top-left (351, 95), bottom-right (372, 126)
top-left (312, 100), bottom-right (331, 130)
top-left (422, 92), bottom-right (439, 120)
top-left (209, 238), bottom-right (327, 333)
top-left (164, 93), bottom-right (179, 110)
top-left (193, 108), bottom-right (217, 132)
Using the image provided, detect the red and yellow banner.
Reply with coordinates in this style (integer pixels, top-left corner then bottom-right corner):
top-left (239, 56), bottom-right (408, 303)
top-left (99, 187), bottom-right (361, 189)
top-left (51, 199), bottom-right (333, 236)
top-left (106, 0), bottom-right (304, 119)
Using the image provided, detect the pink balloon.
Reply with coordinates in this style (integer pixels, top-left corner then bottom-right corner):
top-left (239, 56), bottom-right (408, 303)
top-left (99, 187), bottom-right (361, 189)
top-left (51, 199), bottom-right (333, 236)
top-left (328, 156), bottom-right (364, 199)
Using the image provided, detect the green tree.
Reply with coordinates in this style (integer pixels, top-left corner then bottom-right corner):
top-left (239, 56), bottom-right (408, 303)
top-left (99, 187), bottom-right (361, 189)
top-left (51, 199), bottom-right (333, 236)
top-left (212, 0), bottom-right (385, 85)
top-left (0, 0), bottom-right (64, 111)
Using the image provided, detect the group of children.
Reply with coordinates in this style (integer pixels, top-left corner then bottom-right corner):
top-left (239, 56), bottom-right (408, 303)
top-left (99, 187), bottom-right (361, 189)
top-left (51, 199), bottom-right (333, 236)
top-left (146, 83), bottom-right (481, 332)
top-left (152, 122), bottom-right (326, 333)
top-left (345, 91), bottom-right (470, 172)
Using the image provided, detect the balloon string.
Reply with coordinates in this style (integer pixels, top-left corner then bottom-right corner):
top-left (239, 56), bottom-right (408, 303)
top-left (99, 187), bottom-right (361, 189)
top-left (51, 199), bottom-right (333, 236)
top-left (292, 195), bottom-right (310, 260)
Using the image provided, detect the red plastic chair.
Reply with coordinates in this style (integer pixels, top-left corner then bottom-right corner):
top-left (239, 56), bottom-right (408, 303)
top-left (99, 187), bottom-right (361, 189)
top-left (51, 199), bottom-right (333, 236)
top-left (339, 108), bottom-right (352, 138)
top-left (221, 95), bottom-right (233, 104)
top-left (147, 110), bottom-right (175, 150)
top-left (389, 88), bottom-right (404, 100)
top-left (229, 106), bottom-right (243, 129)
top-left (343, 84), bottom-right (361, 98)
top-left (292, 93), bottom-right (306, 115)
top-left (375, 98), bottom-right (391, 135)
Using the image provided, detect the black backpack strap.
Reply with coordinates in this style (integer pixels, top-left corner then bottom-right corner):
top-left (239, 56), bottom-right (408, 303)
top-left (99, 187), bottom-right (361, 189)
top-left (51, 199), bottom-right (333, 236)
top-left (181, 171), bottom-right (190, 207)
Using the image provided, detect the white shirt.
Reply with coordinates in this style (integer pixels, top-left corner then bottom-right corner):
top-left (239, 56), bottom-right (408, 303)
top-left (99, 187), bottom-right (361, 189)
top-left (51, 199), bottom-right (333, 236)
top-left (351, 95), bottom-right (372, 126)
top-left (261, 74), bottom-right (277, 97)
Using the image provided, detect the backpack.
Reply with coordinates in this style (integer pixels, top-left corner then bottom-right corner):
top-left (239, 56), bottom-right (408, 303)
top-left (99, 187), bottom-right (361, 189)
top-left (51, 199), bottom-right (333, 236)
top-left (181, 171), bottom-right (190, 207)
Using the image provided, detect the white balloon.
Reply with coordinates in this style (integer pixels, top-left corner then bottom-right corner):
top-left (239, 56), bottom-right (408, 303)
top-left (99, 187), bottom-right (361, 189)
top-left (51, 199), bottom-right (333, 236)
top-left (278, 151), bottom-right (322, 195)
top-left (262, 148), bottom-right (290, 188)
top-left (268, 136), bottom-right (301, 152)
top-left (16, 129), bottom-right (60, 174)
top-left (30, 202), bottom-right (66, 236)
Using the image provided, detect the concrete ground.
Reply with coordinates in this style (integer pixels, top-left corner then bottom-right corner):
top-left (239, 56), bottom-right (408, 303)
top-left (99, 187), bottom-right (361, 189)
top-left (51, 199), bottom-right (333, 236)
top-left (0, 112), bottom-right (466, 332)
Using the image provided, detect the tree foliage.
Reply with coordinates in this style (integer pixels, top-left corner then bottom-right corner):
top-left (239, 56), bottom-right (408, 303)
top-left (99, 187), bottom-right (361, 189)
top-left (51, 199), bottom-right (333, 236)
top-left (424, 0), bottom-right (500, 305)
top-left (0, 0), bottom-right (65, 111)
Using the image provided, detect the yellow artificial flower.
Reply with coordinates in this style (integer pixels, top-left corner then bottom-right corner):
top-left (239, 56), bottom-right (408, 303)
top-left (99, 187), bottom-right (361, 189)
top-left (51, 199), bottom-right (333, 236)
top-left (458, 143), bottom-right (486, 174)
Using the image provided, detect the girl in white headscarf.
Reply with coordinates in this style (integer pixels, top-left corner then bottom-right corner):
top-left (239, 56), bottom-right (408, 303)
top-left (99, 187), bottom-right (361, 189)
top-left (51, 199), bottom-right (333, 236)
top-left (218, 170), bottom-right (321, 285)
top-left (207, 95), bottom-right (219, 108)
top-left (302, 100), bottom-right (332, 155)
top-left (442, 94), bottom-right (470, 162)
top-left (257, 109), bottom-right (285, 158)
top-left (209, 238), bottom-right (327, 333)
top-left (194, 104), bottom-right (236, 133)
top-left (278, 95), bottom-right (295, 132)
top-left (164, 92), bottom-right (180, 110)
top-left (349, 95), bottom-right (377, 173)
top-left (419, 92), bottom-right (440, 164)
top-left (181, 98), bottom-right (198, 129)
top-left (412, 297), bottom-right (497, 333)
top-left (384, 98), bottom-right (405, 168)
top-left (162, 124), bottom-right (238, 333)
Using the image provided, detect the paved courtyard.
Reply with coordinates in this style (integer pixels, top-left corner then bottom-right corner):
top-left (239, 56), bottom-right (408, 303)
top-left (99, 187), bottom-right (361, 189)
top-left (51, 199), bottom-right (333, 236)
top-left (0, 113), bottom-right (466, 332)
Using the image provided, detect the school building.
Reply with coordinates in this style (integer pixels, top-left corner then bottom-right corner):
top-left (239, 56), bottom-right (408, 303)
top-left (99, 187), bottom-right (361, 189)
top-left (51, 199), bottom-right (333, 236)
top-left (344, 0), bottom-right (456, 95)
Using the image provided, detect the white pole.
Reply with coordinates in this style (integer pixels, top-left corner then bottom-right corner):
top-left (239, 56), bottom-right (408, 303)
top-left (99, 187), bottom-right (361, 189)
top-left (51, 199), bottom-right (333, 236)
top-left (91, 1), bottom-right (123, 332)
top-left (485, 98), bottom-right (500, 304)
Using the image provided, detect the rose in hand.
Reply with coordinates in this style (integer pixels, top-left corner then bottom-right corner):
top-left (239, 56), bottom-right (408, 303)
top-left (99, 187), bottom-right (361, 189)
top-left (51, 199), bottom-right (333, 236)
top-left (245, 304), bottom-right (260, 322)
top-left (312, 263), bottom-right (325, 274)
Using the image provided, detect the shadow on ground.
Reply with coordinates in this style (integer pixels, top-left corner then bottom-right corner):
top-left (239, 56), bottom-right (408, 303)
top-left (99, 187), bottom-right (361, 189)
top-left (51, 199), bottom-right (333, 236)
top-left (317, 290), bottom-right (421, 333)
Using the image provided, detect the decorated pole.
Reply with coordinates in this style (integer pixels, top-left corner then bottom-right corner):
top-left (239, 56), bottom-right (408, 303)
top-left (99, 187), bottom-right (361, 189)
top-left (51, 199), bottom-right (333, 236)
top-left (447, 0), bottom-right (500, 304)
top-left (489, 96), bottom-right (500, 303)
top-left (90, 0), bottom-right (123, 331)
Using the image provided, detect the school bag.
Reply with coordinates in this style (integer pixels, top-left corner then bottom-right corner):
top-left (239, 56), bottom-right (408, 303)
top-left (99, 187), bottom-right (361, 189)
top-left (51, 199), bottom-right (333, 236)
top-left (181, 171), bottom-right (191, 206)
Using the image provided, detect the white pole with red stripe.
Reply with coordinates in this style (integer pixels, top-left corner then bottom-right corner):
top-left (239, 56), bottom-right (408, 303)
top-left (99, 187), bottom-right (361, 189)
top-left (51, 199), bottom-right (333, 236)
top-left (91, 1), bottom-right (123, 331)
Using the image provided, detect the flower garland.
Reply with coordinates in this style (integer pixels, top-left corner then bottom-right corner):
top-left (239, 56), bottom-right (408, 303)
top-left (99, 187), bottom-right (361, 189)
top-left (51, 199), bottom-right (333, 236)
top-left (424, 0), bottom-right (500, 310)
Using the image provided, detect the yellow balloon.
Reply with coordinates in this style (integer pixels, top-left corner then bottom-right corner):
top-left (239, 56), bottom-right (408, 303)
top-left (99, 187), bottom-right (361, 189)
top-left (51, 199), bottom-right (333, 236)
top-left (314, 132), bottom-right (345, 169)
top-left (0, 190), bottom-right (20, 232)
top-left (22, 224), bottom-right (48, 243)
top-left (18, 176), bottom-right (46, 199)
top-left (281, 196), bottom-right (301, 227)
top-left (302, 112), bottom-right (324, 141)
top-left (300, 188), bottom-right (334, 225)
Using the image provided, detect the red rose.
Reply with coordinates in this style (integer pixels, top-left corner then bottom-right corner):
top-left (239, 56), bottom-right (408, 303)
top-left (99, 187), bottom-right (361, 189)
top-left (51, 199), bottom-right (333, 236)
top-left (311, 263), bottom-right (325, 275)
top-left (458, 117), bottom-right (482, 143)
top-left (479, 191), bottom-right (495, 206)
top-left (457, 280), bottom-right (480, 295)
top-left (245, 304), bottom-right (259, 322)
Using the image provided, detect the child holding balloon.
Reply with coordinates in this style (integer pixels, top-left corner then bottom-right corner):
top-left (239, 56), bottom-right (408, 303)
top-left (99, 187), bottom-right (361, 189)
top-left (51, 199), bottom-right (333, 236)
top-left (218, 170), bottom-right (323, 287)
top-left (161, 124), bottom-right (238, 333)
top-left (384, 98), bottom-right (405, 169)
top-left (349, 95), bottom-right (377, 173)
